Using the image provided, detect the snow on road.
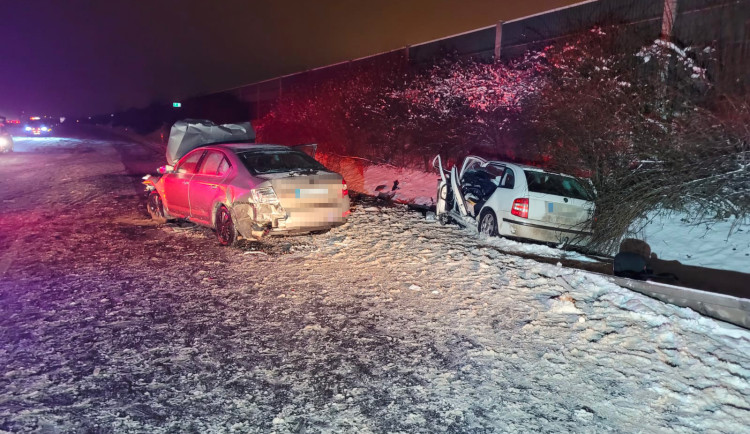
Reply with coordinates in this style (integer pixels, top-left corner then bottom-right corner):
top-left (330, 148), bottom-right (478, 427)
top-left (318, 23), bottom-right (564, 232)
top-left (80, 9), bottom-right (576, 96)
top-left (1, 133), bottom-right (749, 433)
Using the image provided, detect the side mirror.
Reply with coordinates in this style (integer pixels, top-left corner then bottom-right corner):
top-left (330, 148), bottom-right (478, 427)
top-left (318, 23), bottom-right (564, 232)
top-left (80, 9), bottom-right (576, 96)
top-left (158, 165), bottom-right (174, 174)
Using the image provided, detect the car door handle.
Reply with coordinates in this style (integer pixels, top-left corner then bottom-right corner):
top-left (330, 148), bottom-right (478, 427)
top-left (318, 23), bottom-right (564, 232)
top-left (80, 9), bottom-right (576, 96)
top-left (209, 185), bottom-right (218, 189)
top-left (182, 181), bottom-right (189, 185)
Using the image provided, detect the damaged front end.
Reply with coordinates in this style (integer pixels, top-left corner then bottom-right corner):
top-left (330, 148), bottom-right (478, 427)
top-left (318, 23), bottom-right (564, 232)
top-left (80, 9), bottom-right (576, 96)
top-left (142, 174), bottom-right (160, 192)
top-left (432, 154), bottom-right (470, 226)
top-left (142, 165), bottom-right (172, 193)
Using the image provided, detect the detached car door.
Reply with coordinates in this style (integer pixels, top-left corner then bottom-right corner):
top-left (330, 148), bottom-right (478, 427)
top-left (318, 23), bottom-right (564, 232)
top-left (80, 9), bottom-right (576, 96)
top-left (188, 150), bottom-right (232, 224)
top-left (163, 149), bottom-right (205, 217)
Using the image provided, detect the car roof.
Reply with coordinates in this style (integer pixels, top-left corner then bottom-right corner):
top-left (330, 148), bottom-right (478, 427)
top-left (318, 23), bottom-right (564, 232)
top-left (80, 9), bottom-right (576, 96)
top-left (482, 160), bottom-right (581, 178)
top-left (484, 160), bottom-right (543, 172)
top-left (213, 143), bottom-right (295, 152)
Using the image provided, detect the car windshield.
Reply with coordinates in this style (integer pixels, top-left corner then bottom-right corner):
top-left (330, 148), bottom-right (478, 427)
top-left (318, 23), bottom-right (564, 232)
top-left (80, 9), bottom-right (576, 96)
top-left (237, 149), bottom-right (327, 174)
top-left (523, 170), bottom-right (594, 201)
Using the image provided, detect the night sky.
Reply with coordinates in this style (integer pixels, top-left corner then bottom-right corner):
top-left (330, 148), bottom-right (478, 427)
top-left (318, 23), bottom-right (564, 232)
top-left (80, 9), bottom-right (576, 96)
top-left (0, 0), bottom-right (579, 118)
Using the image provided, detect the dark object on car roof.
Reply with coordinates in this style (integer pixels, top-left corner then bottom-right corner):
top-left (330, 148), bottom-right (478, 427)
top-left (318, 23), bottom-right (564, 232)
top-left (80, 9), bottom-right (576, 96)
top-left (166, 119), bottom-right (255, 165)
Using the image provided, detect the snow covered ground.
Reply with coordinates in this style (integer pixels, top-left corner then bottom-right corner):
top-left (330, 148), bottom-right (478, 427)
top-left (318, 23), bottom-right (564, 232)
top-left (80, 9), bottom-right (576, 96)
top-left (631, 211), bottom-right (750, 274)
top-left (1, 131), bottom-right (749, 433)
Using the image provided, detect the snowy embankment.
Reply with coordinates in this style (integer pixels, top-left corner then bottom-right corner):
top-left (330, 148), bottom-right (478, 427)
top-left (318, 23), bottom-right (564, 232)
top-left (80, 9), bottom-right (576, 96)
top-left (630, 211), bottom-right (750, 274)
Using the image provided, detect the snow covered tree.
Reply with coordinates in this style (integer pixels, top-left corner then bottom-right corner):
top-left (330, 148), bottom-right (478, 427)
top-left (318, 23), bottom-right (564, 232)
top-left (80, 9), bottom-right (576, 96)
top-left (522, 27), bottom-right (747, 252)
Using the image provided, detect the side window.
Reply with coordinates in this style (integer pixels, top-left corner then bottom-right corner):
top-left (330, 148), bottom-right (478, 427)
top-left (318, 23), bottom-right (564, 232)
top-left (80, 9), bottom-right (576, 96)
top-left (176, 151), bottom-right (204, 174)
top-left (501, 168), bottom-right (515, 189)
top-left (199, 151), bottom-right (223, 175)
top-left (217, 157), bottom-right (231, 176)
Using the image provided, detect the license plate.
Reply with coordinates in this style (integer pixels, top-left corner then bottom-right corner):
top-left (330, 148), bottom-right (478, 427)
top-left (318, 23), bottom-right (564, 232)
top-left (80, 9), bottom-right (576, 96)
top-left (295, 188), bottom-right (328, 198)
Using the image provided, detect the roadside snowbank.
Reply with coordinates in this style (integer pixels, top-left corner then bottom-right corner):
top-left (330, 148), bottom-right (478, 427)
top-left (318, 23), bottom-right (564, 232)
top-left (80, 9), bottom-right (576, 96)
top-left (631, 211), bottom-right (750, 274)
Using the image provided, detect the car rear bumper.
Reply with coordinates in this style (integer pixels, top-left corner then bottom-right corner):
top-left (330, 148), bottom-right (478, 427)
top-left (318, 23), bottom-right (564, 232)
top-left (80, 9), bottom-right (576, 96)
top-left (268, 219), bottom-right (347, 235)
top-left (234, 201), bottom-right (350, 239)
top-left (501, 218), bottom-right (592, 245)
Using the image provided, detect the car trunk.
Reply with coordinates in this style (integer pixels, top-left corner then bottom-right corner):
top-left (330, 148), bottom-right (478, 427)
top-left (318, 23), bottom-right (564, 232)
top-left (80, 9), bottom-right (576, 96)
top-left (260, 172), bottom-right (348, 230)
top-left (527, 193), bottom-right (593, 228)
top-left (523, 170), bottom-right (594, 230)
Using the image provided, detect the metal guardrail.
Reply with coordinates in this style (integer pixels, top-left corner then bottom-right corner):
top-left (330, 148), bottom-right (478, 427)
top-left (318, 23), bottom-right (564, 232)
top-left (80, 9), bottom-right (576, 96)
top-left (561, 273), bottom-right (750, 330)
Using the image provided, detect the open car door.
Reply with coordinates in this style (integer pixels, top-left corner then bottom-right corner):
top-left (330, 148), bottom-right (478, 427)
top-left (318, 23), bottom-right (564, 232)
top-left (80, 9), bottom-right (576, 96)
top-left (450, 166), bottom-right (468, 216)
top-left (460, 156), bottom-right (487, 179)
top-left (432, 154), bottom-right (470, 218)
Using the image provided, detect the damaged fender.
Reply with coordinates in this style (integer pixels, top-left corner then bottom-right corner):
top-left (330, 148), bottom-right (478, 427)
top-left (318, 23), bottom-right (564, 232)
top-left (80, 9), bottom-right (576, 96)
top-left (230, 187), bottom-right (287, 240)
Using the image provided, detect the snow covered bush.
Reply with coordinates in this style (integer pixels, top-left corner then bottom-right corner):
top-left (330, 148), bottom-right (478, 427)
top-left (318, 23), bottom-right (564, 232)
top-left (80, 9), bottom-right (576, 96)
top-left (520, 27), bottom-right (750, 253)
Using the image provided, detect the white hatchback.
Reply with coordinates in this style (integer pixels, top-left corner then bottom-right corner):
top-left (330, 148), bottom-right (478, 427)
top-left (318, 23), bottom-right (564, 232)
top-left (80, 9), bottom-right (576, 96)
top-left (434, 155), bottom-right (596, 246)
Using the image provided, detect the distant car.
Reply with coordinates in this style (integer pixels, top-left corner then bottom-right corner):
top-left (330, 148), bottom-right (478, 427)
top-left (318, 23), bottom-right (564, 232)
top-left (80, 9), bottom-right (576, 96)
top-left (143, 143), bottom-right (350, 246)
top-left (23, 119), bottom-right (53, 136)
top-left (434, 155), bottom-right (596, 246)
top-left (0, 124), bottom-right (13, 153)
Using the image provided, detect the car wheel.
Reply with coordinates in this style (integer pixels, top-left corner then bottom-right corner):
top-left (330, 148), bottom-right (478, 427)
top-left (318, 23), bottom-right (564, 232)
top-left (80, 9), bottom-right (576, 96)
top-left (478, 209), bottom-right (498, 237)
top-left (147, 191), bottom-right (167, 223)
top-left (216, 205), bottom-right (239, 247)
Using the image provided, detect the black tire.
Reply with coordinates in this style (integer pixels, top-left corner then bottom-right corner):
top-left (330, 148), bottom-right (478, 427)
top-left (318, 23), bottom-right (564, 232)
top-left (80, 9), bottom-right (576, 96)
top-left (216, 205), bottom-right (239, 247)
top-left (478, 208), bottom-right (498, 237)
top-left (147, 191), bottom-right (167, 223)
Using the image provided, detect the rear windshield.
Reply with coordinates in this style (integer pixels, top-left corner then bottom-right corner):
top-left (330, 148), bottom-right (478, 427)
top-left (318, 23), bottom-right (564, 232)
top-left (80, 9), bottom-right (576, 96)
top-left (523, 170), bottom-right (594, 201)
top-left (237, 150), bottom-right (327, 175)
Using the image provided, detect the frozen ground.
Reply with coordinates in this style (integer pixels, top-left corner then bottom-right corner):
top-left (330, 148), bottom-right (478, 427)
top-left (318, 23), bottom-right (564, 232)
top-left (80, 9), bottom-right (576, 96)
top-left (1, 131), bottom-right (749, 433)
top-left (631, 211), bottom-right (750, 274)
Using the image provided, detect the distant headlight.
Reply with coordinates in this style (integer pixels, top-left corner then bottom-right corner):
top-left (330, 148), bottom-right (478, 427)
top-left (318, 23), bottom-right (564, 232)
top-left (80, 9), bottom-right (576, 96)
top-left (25, 126), bottom-right (32, 131)
top-left (41, 126), bottom-right (48, 131)
top-left (0, 137), bottom-right (8, 146)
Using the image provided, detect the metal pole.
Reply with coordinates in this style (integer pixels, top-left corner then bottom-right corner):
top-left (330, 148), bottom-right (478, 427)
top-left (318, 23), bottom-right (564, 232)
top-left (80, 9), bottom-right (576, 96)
top-left (494, 21), bottom-right (504, 60)
top-left (661, 0), bottom-right (678, 40)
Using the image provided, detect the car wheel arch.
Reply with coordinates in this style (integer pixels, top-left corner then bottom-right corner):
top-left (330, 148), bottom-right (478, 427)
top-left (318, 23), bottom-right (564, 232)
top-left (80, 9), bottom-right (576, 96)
top-left (478, 207), bottom-right (499, 236)
top-left (211, 201), bottom-right (232, 227)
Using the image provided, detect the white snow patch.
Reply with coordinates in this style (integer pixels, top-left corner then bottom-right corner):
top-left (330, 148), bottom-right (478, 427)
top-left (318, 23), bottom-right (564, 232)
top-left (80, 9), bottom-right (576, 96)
top-left (630, 211), bottom-right (750, 273)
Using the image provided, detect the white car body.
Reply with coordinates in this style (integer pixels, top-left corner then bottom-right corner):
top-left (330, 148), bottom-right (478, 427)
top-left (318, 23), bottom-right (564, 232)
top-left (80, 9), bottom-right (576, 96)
top-left (434, 155), bottom-right (595, 246)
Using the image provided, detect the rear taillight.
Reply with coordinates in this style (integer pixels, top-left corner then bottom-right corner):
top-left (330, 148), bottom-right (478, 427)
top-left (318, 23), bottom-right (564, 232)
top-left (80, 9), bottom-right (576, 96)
top-left (511, 198), bottom-right (529, 218)
top-left (342, 179), bottom-right (348, 197)
top-left (250, 186), bottom-right (279, 204)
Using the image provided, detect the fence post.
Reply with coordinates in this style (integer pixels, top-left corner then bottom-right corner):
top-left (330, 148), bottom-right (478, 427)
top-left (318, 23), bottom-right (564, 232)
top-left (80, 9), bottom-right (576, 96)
top-left (256, 85), bottom-right (260, 119)
top-left (494, 20), bottom-right (504, 60)
top-left (661, 0), bottom-right (678, 40)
